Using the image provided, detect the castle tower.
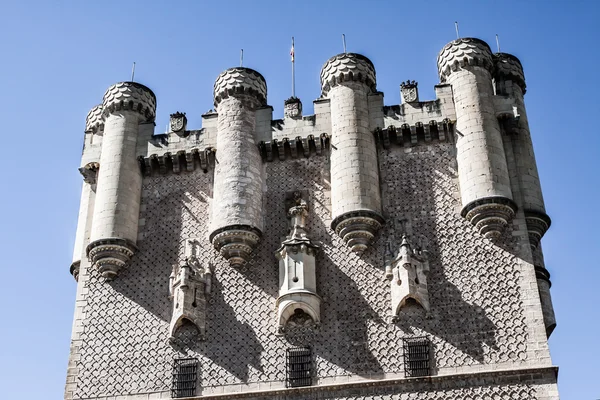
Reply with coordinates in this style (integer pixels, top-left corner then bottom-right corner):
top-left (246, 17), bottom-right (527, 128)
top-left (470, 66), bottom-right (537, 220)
top-left (320, 53), bottom-right (384, 252)
top-left (493, 52), bottom-right (555, 336)
top-left (66, 40), bottom-right (559, 400)
top-left (437, 38), bottom-right (516, 238)
top-left (209, 68), bottom-right (267, 266)
top-left (86, 82), bottom-right (156, 279)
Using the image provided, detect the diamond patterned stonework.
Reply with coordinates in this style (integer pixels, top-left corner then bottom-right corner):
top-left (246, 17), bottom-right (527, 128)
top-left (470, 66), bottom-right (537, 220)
top-left (66, 38), bottom-right (558, 400)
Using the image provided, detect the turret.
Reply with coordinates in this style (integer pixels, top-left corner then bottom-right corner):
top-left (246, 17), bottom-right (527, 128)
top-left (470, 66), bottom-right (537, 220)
top-left (69, 106), bottom-right (103, 281)
top-left (493, 52), bottom-right (555, 337)
top-left (209, 67), bottom-right (266, 266)
top-left (86, 82), bottom-right (156, 279)
top-left (320, 53), bottom-right (384, 252)
top-left (437, 38), bottom-right (516, 239)
top-left (493, 52), bottom-right (551, 248)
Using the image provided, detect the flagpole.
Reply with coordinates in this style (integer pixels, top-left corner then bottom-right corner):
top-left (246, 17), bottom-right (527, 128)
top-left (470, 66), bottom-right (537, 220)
top-left (291, 37), bottom-right (296, 98)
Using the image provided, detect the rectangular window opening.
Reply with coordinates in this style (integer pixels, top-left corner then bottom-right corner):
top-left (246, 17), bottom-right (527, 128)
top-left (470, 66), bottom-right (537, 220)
top-left (171, 357), bottom-right (198, 398)
top-left (286, 347), bottom-right (312, 388)
top-left (403, 337), bottom-right (431, 377)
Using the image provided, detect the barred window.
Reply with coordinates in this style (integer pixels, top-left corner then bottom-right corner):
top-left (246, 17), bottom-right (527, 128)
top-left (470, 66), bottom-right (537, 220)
top-left (403, 337), bottom-right (431, 377)
top-left (171, 357), bottom-right (198, 398)
top-left (286, 347), bottom-right (312, 387)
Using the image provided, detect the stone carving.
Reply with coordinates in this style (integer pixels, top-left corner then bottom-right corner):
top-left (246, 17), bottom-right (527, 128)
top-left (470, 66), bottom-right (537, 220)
top-left (461, 197), bottom-right (518, 240)
top-left (70, 260), bottom-right (80, 282)
top-left (78, 162), bottom-right (99, 185)
top-left (331, 211), bottom-right (385, 253)
top-left (386, 235), bottom-right (431, 320)
top-left (320, 53), bottom-right (377, 96)
top-left (275, 191), bottom-right (321, 333)
top-left (400, 80), bottom-right (419, 103)
top-left (524, 210), bottom-right (552, 250)
top-left (437, 37), bottom-right (493, 81)
top-left (102, 81), bottom-right (156, 121)
top-left (85, 104), bottom-right (104, 133)
top-left (209, 226), bottom-right (262, 267)
top-left (86, 238), bottom-right (137, 280)
top-left (284, 97), bottom-right (302, 119)
top-left (169, 111), bottom-right (187, 132)
top-left (213, 67), bottom-right (267, 107)
top-left (168, 240), bottom-right (211, 340)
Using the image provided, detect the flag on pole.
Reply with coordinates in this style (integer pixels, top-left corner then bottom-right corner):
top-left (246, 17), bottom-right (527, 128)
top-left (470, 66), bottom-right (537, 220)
top-left (290, 39), bottom-right (295, 62)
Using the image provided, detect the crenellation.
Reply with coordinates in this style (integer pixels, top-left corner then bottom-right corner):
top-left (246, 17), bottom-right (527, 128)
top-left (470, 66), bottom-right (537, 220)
top-left (67, 38), bottom-right (559, 400)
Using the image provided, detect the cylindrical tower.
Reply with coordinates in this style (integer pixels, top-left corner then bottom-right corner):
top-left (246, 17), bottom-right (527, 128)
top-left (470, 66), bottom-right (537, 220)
top-left (320, 53), bottom-right (384, 253)
top-left (493, 52), bottom-right (551, 249)
top-left (209, 68), bottom-right (266, 266)
top-left (69, 106), bottom-right (103, 281)
top-left (87, 82), bottom-right (156, 279)
top-left (437, 38), bottom-right (516, 239)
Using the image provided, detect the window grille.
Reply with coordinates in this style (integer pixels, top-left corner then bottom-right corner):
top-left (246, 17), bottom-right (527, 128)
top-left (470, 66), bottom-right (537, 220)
top-left (171, 357), bottom-right (198, 398)
top-left (403, 337), bottom-right (431, 377)
top-left (286, 347), bottom-right (312, 387)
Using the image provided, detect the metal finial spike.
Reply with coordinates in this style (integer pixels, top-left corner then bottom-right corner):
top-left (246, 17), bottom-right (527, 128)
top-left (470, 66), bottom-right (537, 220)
top-left (240, 49), bottom-right (243, 67)
top-left (131, 62), bottom-right (136, 81)
top-left (496, 34), bottom-right (501, 52)
top-left (455, 22), bottom-right (460, 39)
top-left (342, 34), bottom-right (347, 53)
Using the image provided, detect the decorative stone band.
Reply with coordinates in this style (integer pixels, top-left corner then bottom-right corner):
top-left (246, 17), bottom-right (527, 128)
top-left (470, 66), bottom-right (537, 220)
top-left (374, 119), bottom-right (453, 149)
top-left (461, 196), bottom-right (518, 240)
top-left (534, 265), bottom-right (552, 287)
top-left (524, 210), bottom-right (552, 249)
top-left (437, 37), bottom-right (494, 81)
top-left (493, 53), bottom-right (526, 93)
top-left (213, 67), bottom-right (267, 107)
top-left (138, 148), bottom-right (215, 176)
top-left (259, 134), bottom-right (329, 162)
top-left (331, 210), bottom-right (385, 253)
top-left (86, 238), bottom-right (138, 280)
top-left (85, 104), bottom-right (104, 133)
top-left (102, 82), bottom-right (157, 122)
top-left (70, 260), bottom-right (81, 282)
top-left (209, 225), bottom-right (262, 267)
top-left (320, 53), bottom-right (376, 97)
top-left (78, 162), bottom-right (99, 184)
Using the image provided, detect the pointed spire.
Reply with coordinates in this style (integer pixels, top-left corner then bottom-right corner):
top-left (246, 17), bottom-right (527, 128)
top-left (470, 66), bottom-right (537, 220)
top-left (399, 234), bottom-right (413, 257)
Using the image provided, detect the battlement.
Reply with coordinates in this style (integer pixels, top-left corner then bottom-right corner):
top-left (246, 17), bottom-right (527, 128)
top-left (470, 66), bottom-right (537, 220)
top-left (67, 37), bottom-right (558, 400)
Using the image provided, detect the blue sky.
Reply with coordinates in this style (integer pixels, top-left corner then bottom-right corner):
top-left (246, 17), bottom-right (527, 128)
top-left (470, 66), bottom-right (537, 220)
top-left (0, 1), bottom-right (597, 398)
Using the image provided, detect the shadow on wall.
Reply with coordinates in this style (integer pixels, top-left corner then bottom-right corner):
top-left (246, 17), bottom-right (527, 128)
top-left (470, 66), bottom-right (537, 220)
top-left (379, 145), bottom-right (500, 366)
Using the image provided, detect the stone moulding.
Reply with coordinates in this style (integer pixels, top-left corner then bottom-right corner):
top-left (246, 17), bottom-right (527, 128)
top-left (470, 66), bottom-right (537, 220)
top-left (331, 210), bottom-right (385, 253)
top-left (138, 148), bottom-right (215, 176)
top-left (86, 238), bottom-right (138, 280)
top-left (524, 210), bottom-right (551, 250)
top-left (320, 52), bottom-right (377, 96)
top-left (259, 134), bottom-right (329, 162)
top-left (437, 37), bottom-right (494, 81)
top-left (209, 225), bottom-right (262, 267)
top-left (535, 264), bottom-right (552, 286)
top-left (374, 119), bottom-right (453, 149)
top-left (213, 67), bottom-right (267, 107)
top-left (102, 81), bottom-right (157, 122)
top-left (460, 196), bottom-right (518, 240)
top-left (69, 260), bottom-right (81, 282)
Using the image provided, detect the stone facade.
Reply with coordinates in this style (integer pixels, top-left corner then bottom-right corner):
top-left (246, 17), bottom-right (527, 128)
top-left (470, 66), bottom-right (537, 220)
top-left (66, 38), bottom-right (558, 399)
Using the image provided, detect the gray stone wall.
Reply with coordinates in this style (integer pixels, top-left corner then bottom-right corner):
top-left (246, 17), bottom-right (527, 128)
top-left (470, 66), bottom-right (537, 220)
top-left (67, 139), bottom-right (554, 399)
